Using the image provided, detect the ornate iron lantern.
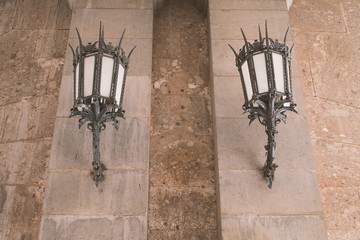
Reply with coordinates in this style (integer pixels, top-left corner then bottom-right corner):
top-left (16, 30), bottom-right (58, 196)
top-left (229, 21), bottom-right (297, 188)
top-left (69, 23), bottom-right (136, 186)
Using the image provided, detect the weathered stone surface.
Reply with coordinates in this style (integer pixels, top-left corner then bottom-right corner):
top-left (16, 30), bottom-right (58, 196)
top-left (0, 138), bottom-right (51, 185)
top-left (74, 0), bottom-right (153, 9)
top-left (0, 95), bottom-right (58, 143)
top-left (216, 117), bottom-right (314, 171)
top-left (0, 0), bottom-right (17, 33)
top-left (13, 0), bottom-right (71, 30)
top-left (43, 171), bottom-right (147, 215)
top-left (40, 215), bottom-right (146, 240)
top-left (148, 187), bottom-right (216, 230)
top-left (69, 9), bottom-right (153, 39)
top-left (0, 228), bottom-right (39, 240)
top-left (320, 187), bottom-right (360, 230)
top-left (63, 38), bottom-right (152, 77)
top-left (0, 185), bottom-right (45, 229)
top-left (209, 0), bottom-right (287, 10)
top-left (210, 10), bottom-right (291, 40)
top-left (327, 229), bottom-right (360, 240)
top-left (222, 216), bottom-right (327, 240)
top-left (219, 171), bottom-right (323, 215)
top-left (49, 117), bottom-right (148, 170)
top-left (305, 97), bottom-right (360, 145)
top-left (35, 29), bottom-right (70, 58)
top-left (289, 0), bottom-right (346, 32)
top-left (341, 1), bottom-right (360, 37)
top-left (312, 139), bottom-right (360, 188)
top-left (57, 75), bottom-right (150, 118)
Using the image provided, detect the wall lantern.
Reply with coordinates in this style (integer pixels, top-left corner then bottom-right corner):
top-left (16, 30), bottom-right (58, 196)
top-left (229, 21), bottom-right (297, 188)
top-left (69, 23), bottom-right (136, 186)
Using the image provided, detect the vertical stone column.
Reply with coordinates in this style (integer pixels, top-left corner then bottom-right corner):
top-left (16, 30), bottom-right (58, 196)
top-left (39, 1), bottom-right (152, 239)
top-left (208, 0), bottom-right (327, 239)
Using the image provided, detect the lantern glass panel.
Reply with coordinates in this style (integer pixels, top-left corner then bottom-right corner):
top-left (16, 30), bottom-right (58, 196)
top-left (115, 64), bottom-right (125, 106)
top-left (253, 53), bottom-right (268, 93)
top-left (84, 56), bottom-right (95, 97)
top-left (100, 56), bottom-right (114, 97)
top-left (241, 61), bottom-right (253, 100)
top-left (272, 53), bottom-right (285, 93)
top-left (75, 63), bottom-right (79, 99)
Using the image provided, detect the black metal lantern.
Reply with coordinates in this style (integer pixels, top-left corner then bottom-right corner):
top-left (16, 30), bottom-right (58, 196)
top-left (229, 21), bottom-right (297, 188)
top-left (69, 23), bottom-right (136, 186)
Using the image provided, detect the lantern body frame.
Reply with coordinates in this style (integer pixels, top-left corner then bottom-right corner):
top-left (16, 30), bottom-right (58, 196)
top-left (69, 24), bottom-right (136, 186)
top-left (229, 23), bottom-right (298, 188)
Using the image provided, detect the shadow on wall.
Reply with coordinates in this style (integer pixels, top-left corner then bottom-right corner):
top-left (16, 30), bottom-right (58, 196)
top-left (154, 0), bottom-right (208, 16)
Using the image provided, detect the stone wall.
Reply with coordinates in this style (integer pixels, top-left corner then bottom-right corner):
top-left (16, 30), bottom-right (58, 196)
top-left (0, 0), bottom-right (71, 238)
top-left (289, 1), bottom-right (360, 239)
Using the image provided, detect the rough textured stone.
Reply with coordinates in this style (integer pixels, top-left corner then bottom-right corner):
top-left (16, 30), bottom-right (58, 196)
top-left (39, 215), bottom-right (147, 240)
top-left (49, 117), bottom-right (148, 171)
top-left (69, 9), bottom-right (153, 39)
top-left (219, 171), bottom-right (323, 215)
top-left (0, 95), bottom-right (58, 143)
top-left (216, 117), bottom-right (314, 171)
top-left (222, 216), bottom-right (327, 240)
top-left (210, 10), bottom-right (291, 40)
top-left (74, 0), bottom-right (153, 9)
top-left (0, 138), bottom-right (51, 185)
top-left (289, 0), bottom-right (346, 32)
top-left (0, 0), bottom-right (17, 33)
top-left (43, 171), bottom-right (147, 215)
top-left (34, 30), bottom-right (70, 58)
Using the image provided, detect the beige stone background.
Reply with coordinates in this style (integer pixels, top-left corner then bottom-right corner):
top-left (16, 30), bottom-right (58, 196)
top-left (0, 0), bottom-right (359, 239)
top-left (289, 0), bottom-right (360, 239)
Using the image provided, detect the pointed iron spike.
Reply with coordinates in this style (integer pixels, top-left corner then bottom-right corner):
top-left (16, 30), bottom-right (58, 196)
top-left (284, 26), bottom-right (290, 44)
top-left (290, 43), bottom-right (294, 53)
top-left (75, 27), bottom-right (83, 47)
top-left (127, 45), bottom-right (136, 59)
top-left (258, 24), bottom-right (262, 41)
top-left (118, 29), bottom-right (126, 49)
top-left (68, 44), bottom-right (75, 57)
top-left (101, 24), bottom-right (105, 42)
top-left (240, 28), bottom-right (250, 52)
top-left (99, 21), bottom-right (102, 42)
top-left (265, 20), bottom-right (269, 50)
top-left (228, 44), bottom-right (238, 57)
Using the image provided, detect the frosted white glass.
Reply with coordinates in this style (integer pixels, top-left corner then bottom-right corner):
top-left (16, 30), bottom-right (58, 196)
top-left (115, 64), bottom-right (125, 105)
top-left (100, 56), bottom-right (114, 97)
top-left (273, 53), bottom-right (285, 93)
top-left (84, 56), bottom-right (95, 96)
top-left (253, 53), bottom-right (268, 93)
top-left (241, 61), bottom-right (253, 99)
top-left (75, 64), bottom-right (79, 99)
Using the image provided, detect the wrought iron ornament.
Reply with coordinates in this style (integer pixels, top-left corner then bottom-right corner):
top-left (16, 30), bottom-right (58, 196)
top-left (229, 21), bottom-right (298, 188)
top-left (69, 23), bottom-right (136, 186)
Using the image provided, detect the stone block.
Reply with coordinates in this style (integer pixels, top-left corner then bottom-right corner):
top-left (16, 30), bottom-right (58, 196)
top-left (289, 0), bottom-right (346, 32)
top-left (74, 0), bottom-right (153, 9)
top-left (0, 228), bottom-right (39, 240)
top-left (63, 38), bottom-right (152, 77)
top-left (0, 185), bottom-right (44, 229)
top-left (219, 171), bottom-right (323, 215)
top-left (312, 139), bottom-right (360, 188)
top-left (305, 97), bottom-right (360, 145)
top-left (34, 29), bottom-right (70, 58)
top-left (49, 117), bottom-right (149, 171)
top-left (215, 117), bottom-right (314, 171)
top-left (13, 0), bottom-right (71, 30)
top-left (209, 10), bottom-right (291, 40)
top-left (341, 1), bottom-right (360, 38)
top-left (209, 0), bottom-right (287, 10)
top-left (0, 138), bottom-right (51, 185)
top-left (0, 0), bottom-right (17, 33)
top-left (57, 75), bottom-right (151, 118)
top-left (69, 9), bottom-right (152, 39)
top-left (43, 170), bottom-right (147, 215)
top-left (0, 95), bottom-right (58, 143)
top-left (39, 215), bottom-right (146, 240)
top-left (148, 187), bottom-right (217, 231)
top-left (320, 187), bottom-right (360, 230)
top-left (327, 229), bottom-right (360, 240)
top-left (222, 215), bottom-right (327, 240)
